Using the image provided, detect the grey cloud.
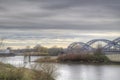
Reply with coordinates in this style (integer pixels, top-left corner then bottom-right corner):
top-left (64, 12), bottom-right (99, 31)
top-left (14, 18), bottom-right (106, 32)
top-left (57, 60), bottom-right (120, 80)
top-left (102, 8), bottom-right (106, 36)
top-left (0, 0), bottom-right (120, 30)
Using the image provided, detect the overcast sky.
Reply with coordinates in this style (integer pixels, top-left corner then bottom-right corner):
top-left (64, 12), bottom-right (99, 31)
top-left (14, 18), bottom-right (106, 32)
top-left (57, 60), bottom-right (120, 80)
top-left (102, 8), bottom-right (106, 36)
top-left (0, 0), bottom-right (120, 49)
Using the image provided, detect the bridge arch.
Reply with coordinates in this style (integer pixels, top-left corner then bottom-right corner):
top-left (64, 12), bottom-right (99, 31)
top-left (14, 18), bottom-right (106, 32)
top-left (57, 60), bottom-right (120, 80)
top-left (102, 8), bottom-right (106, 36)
top-left (68, 42), bottom-right (93, 51)
top-left (113, 37), bottom-right (120, 43)
top-left (67, 37), bottom-right (120, 53)
top-left (103, 37), bottom-right (120, 51)
top-left (87, 39), bottom-right (112, 46)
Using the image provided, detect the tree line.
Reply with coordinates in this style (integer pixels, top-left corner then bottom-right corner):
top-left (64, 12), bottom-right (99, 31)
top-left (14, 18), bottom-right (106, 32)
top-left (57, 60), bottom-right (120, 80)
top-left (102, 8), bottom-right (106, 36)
top-left (13, 44), bottom-right (65, 56)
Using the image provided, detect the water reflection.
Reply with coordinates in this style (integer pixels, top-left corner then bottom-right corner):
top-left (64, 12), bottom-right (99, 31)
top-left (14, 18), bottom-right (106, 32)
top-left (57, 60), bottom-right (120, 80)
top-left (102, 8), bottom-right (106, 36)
top-left (0, 56), bottom-right (41, 67)
top-left (56, 64), bottom-right (120, 80)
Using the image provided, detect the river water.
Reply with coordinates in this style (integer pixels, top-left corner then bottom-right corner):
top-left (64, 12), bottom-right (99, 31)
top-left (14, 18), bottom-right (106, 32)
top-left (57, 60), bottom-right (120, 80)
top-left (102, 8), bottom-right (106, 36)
top-left (0, 56), bottom-right (120, 80)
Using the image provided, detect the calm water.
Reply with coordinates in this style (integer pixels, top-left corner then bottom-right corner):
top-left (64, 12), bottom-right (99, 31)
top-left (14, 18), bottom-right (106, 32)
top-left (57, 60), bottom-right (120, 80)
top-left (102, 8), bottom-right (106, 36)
top-left (0, 56), bottom-right (120, 80)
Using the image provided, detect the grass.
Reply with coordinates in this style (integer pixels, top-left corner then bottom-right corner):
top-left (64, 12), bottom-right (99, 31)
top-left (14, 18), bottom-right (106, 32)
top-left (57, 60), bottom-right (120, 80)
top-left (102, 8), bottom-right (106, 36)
top-left (0, 62), bottom-right (56, 80)
top-left (57, 47), bottom-right (110, 63)
top-left (35, 56), bottom-right (58, 63)
top-left (35, 51), bottom-right (110, 64)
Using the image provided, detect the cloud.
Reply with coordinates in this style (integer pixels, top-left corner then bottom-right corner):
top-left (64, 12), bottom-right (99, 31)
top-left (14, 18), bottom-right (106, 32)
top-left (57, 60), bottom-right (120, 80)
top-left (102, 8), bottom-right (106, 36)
top-left (2, 29), bottom-right (119, 48)
top-left (0, 0), bottom-right (120, 48)
top-left (0, 0), bottom-right (120, 30)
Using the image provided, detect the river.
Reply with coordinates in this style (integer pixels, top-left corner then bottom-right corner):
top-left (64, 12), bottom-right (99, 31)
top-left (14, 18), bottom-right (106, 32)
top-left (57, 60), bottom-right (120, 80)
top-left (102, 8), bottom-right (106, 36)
top-left (0, 56), bottom-right (120, 80)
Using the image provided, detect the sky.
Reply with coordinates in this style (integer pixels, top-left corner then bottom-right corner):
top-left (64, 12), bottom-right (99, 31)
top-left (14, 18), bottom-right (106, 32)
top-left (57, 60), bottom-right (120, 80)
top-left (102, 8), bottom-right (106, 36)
top-left (0, 0), bottom-right (120, 49)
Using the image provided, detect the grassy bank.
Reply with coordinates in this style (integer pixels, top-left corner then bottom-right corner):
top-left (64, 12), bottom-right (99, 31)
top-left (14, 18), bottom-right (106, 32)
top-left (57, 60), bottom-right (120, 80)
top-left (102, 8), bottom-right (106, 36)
top-left (57, 48), bottom-right (110, 63)
top-left (35, 56), bottom-right (58, 63)
top-left (0, 62), bottom-right (56, 80)
top-left (33, 48), bottom-right (117, 64)
top-left (35, 53), bottom-right (110, 64)
top-left (57, 53), bottom-right (110, 63)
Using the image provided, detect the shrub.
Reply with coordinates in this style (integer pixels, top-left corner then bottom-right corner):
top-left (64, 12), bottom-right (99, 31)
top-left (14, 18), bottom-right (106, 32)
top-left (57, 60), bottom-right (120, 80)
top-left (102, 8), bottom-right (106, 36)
top-left (58, 53), bottom-right (110, 63)
top-left (48, 47), bottom-right (63, 56)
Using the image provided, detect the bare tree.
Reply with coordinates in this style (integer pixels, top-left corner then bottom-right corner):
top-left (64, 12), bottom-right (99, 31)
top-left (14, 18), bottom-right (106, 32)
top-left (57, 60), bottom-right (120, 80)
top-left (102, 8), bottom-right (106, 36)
top-left (0, 38), bottom-right (5, 49)
top-left (94, 44), bottom-right (104, 55)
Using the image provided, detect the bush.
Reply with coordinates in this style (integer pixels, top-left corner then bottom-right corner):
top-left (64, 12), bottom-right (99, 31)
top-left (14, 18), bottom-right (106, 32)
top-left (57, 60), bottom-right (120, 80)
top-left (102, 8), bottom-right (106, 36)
top-left (48, 47), bottom-right (63, 56)
top-left (58, 53), bottom-right (110, 63)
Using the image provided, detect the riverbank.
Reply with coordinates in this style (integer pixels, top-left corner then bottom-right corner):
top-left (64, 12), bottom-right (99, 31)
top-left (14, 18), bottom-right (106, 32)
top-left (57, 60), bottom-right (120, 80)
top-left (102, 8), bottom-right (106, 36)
top-left (35, 53), bottom-right (114, 64)
top-left (35, 56), bottom-right (58, 63)
top-left (0, 62), bottom-right (55, 80)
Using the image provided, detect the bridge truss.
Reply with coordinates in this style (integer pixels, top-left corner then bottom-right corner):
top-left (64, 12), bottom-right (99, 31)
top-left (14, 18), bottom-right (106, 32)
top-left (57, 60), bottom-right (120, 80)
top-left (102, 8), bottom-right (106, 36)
top-left (68, 37), bottom-right (120, 53)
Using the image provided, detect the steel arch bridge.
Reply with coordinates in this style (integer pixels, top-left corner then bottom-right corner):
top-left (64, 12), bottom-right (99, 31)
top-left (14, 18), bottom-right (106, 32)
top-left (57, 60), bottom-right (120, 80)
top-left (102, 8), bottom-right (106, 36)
top-left (67, 37), bottom-right (120, 53)
top-left (68, 42), bottom-right (93, 51)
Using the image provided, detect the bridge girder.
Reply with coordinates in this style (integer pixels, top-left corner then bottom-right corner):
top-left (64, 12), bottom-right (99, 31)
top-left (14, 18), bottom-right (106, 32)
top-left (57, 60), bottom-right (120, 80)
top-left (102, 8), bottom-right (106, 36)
top-left (67, 37), bottom-right (120, 53)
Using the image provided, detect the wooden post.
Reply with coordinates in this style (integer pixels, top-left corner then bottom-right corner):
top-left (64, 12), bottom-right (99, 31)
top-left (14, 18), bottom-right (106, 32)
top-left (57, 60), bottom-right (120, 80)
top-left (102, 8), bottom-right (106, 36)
top-left (28, 52), bottom-right (31, 62)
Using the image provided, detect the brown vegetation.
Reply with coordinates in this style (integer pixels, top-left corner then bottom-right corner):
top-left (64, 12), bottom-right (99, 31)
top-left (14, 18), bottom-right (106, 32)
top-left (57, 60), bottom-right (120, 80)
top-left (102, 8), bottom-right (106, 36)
top-left (35, 56), bottom-right (58, 63)
top-left (0, 62), bottom-right (57, 80)
top-left (58, 53), bottom-right (110, 63)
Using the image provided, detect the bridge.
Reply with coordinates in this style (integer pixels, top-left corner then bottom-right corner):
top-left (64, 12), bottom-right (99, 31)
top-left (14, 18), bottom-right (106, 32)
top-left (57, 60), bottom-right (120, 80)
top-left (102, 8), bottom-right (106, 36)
top-left (67, 37), bottom-right (120, 62)
top-left (68, 37), bottom-right (120, 52)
